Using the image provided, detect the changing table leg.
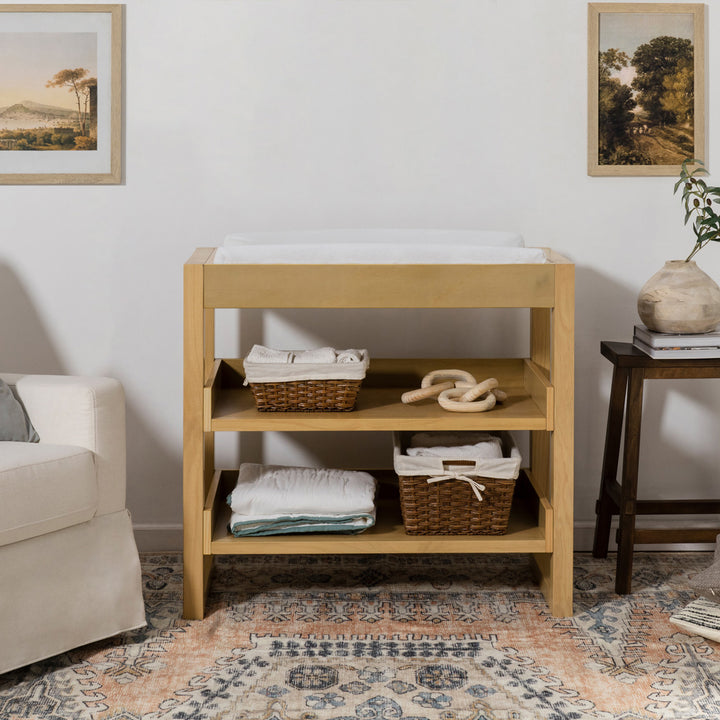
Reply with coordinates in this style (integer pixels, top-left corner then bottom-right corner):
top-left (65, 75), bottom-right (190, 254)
top-left (532, 424), bottom-right (574, 618)
top-left (546, 263), bottom-right (574, 617)
top-left (183, 251), bottom-right (215, 619)
top-left (530, 260), bottom-right (574, 617)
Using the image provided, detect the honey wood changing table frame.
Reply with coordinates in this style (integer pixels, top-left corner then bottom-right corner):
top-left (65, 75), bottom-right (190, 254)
top-left (183, 248), bottom-right (575, 619)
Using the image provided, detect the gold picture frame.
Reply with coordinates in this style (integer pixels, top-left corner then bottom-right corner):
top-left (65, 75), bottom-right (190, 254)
top-left (0, 4), bottom-right (122, 184)
top-left (588, 3), bottom-right (705, 176)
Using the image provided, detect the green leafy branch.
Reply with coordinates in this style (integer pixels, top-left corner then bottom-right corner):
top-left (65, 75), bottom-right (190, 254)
top-left (675, 158), bottom-right (720, 262)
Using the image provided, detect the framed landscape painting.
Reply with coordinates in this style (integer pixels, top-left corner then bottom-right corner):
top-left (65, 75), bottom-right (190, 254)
top-left (588, 3), bottom-right (705, 176)
top-left (0, 4), bottom-right (122, 184)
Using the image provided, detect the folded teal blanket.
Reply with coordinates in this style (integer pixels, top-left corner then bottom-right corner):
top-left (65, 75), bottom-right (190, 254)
top-left (229, 513), bottom-right (375, 537)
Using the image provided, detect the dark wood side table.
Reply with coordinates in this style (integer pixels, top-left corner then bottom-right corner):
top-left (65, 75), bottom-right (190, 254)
top-left (593, 341), bottom-right (720, 594)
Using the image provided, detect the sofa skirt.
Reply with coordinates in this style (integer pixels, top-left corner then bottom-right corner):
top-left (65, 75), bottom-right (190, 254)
top-left (0, 509), bottom-right (146, 675)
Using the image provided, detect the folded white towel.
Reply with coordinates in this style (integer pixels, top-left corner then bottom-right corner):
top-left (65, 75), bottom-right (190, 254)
top-left (410, 431), bottom-right (500, 448)
top-left (243, 348), bottom-right (370, 383)
top-left (246, 344), bottom-right (293, 364)
top-left (337, 349), bottom-right (363, 363)
top-left (294, 347), bottom-right (337, 364)
top-left (408, 432), bottom-right (504, 459)
top-left (407, 443), bottom-right (503, 460)
top-left (228, 463), bottom-right (376, 518)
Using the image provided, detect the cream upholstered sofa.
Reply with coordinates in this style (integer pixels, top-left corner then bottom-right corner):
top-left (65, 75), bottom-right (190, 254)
top-left (0, 373), bottom-right (146, 674)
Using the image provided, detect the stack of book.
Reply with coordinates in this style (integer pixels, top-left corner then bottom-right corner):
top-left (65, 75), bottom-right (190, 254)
top-left (633, 324), bottom-right (720, 359)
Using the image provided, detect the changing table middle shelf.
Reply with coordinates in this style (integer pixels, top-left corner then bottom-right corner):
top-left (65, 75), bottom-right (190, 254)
top-left (206, 357), bottom-right (552, 432)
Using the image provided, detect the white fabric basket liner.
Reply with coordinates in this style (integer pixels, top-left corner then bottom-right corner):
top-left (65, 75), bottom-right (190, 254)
top-left (214, 230), bottom-right (547, 265)
top-left (393, 431), bottom-right (522, 480)
top-left (243, 349), bottom-right (369, 383)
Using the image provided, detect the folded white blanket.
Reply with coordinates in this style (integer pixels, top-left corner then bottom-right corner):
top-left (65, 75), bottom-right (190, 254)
top-left (227, 463), bottom-right (376, 536)
top-left (229, 463), bottom-right (376, 515)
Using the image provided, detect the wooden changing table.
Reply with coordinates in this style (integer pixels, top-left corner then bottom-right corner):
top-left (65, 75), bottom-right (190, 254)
top-left (183, 248), bottom-right (575, 618)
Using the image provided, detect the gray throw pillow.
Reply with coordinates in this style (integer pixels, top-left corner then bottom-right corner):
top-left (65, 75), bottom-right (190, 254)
top-left (0, 378), bottom-right (39, 442)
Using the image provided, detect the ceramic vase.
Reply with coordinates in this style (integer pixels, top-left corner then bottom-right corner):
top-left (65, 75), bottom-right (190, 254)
top-left (637, 260), bottom-right (720, 334)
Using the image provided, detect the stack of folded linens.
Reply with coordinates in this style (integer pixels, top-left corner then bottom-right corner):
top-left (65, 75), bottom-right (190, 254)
top-left (243, 344), bottom-right (369, 412)
top-left (227, 463), bottom-right (376, 536)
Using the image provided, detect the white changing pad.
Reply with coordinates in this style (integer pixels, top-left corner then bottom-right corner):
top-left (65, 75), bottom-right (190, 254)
top-left (214, 230), bottom-right (547, 264)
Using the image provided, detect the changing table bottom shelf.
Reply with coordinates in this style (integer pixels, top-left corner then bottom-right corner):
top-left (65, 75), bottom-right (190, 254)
top-left (204, 469), bottom-right (552, 555)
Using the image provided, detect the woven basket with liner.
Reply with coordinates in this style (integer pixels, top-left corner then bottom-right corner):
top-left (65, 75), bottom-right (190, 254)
top-left (393, 431), bottom-right (521, 535)
top-left (243, 348), bottom-right (369, 412)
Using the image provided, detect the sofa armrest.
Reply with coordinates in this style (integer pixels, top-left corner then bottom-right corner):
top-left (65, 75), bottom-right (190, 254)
top-left (2, 374), bottom-right (126, 516)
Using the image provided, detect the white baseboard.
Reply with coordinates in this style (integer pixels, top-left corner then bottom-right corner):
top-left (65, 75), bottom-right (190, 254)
top-left (133, 524), bottom-right (183, 552)
top-left (132, 520), bottom-right (718, 555)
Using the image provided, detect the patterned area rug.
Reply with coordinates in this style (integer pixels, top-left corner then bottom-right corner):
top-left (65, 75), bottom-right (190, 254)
top-left (2, 552), bottom-right (720, 719)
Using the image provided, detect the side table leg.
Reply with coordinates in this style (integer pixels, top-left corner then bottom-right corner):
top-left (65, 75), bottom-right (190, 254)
top-left (616, 368), bottom-right (644, 594)
top-left (593, 365), bottom-right (628, 558)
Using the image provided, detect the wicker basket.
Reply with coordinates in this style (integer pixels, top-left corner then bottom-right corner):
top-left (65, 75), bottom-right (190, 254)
top-left (393, 431), bottom-right (520, 535)
top-left (243, 347), bottom-right (369, 412)
top-left (398, 463), bottom-right (516, 535)
top-left (248, 378), bottom-right (362, 412)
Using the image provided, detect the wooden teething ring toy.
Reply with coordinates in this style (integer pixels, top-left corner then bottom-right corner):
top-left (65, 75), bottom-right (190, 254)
top-left (459, 377), bottom-right (498, 403)
top-left (449, 380), bottom-right (508, 405)
top-left (401, 369), bottom-right (476, 404)
top-left (420, 369), bottom-right (477, 388)
top-left (438, 386), bottom-right (497, 413)
top-left (401, 369), bottom-right (506, 412)
top-left (400, 381), bottom-right (454, 404)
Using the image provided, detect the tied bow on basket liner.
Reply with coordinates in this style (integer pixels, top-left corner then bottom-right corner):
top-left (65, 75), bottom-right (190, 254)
top-left (426, 466), bottom-right (486, 502)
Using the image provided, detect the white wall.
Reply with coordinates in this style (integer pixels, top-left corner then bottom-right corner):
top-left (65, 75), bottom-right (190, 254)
top-left (1, 0), bottom-right (719, 550)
